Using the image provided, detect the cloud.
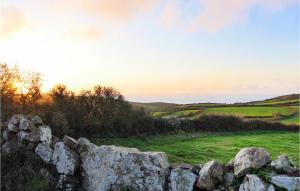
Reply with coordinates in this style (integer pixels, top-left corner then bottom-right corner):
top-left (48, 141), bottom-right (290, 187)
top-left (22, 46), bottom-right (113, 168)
top-left (160, 0), bottom-right (180, 29)
top-left (0, 7), bottom-right (26, 37)
top-left (82, 0), bottom-right (160, 22)
top-left (64, 26), bottom-right (104, 40)
top-left (189, 0), bottom-right (298, 33)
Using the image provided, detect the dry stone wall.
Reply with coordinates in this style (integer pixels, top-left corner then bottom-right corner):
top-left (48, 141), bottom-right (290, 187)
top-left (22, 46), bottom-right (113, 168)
top-left (1, 114), bottom-right (300, 191)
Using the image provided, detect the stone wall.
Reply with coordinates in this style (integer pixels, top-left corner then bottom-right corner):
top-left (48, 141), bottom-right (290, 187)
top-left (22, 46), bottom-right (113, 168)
top-left (1, 114), bottom-right (299, 191)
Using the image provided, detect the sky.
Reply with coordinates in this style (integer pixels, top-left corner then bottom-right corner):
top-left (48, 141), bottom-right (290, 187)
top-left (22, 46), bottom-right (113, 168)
top-left (0, 0), bottom-right (299, 103)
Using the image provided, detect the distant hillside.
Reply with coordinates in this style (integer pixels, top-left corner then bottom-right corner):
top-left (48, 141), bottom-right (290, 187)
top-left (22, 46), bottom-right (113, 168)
top-left (131, 94), bottom-right (299, 125)
top-left (130, 102), bottom-right (178, 112)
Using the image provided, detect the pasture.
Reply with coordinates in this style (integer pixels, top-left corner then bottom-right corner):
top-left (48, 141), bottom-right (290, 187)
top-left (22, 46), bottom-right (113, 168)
top-left (93, 131), bottom-right (299, 166)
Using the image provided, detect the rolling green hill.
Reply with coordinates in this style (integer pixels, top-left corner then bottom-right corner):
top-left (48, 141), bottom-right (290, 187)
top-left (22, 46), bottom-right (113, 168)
top-left (131, 94), bottom-right (299, 125)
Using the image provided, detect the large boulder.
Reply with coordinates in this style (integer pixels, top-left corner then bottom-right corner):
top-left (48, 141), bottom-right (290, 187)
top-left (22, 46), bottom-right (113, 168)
top-left (196, 160), bottom-right (224, 190)
top-left (52, 142), bottom-right (79, 175)
top-left (234, 147), bottom-right (270, 177)
top-left (17, 128), bottom-right (41, 142)
top-left (270, 175), bottom-right (300, 191)
top-left (35, 143), bottom-right (53, 163)
top-left (271, 155), bottom-right (295, 174)
top-left (239, 174), bottom-right (273, 191)
top-left (2, 130), bottom-right (17, 141)
top-left (81, 145), bottom-right (170, 191)
top-left (169, 164), bottom-right (197, 191)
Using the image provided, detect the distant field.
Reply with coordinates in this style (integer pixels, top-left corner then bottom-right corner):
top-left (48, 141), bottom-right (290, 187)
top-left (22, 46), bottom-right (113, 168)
top-left (93, 131), bottom-right (299, 166)
top-left (201, 106), bottom-right (296, 117)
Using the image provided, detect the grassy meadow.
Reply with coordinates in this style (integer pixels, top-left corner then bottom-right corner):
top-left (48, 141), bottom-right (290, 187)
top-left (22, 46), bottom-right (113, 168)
top-left (146, 94), bottom-right (300, 125)
top-left (93, 131), bottom-right (299, 166)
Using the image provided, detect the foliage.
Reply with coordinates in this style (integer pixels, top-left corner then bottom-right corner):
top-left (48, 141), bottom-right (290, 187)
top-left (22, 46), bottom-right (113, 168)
top-left (1, 151), bottom-right (53, 191)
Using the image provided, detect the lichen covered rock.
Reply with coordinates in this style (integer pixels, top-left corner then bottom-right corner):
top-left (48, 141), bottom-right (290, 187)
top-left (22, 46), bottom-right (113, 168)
top-left (196, 160), bottom-right (224, 190)
top-left (169, 165), bottom-right (197, 191)
top-left (35, 143), bottom-right (53, 163)
top-left (52, 142), bottom-right (79, 175)
top-left (234, 147), bottom-right (270, 177)
top-left (270, 175), bottom-right (300, 191)
top-left (81, 145), bottom-right (170, 191)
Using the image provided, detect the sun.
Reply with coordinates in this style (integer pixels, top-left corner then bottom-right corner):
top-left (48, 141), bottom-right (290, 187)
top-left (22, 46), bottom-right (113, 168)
top-left (15, 81), bottom-right (29, 94)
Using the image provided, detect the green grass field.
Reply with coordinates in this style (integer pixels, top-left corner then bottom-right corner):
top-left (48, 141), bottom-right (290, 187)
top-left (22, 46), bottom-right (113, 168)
top-left (201, 106), bottom-right (296, 117)
top-left (93, 131), bottom-right (299, 166)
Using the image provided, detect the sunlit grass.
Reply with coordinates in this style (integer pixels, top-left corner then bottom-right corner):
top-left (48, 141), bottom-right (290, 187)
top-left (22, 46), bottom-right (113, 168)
top-left (93, 131), bottom-right (299, 166)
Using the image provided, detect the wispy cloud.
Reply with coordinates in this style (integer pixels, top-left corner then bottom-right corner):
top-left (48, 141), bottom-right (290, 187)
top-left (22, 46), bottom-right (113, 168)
top-left (189, 0), bottom-right (298, 32)
top-left (0, 7), bottom-right (27, 38)
top-left (82, 0), bottom-right (160, 22)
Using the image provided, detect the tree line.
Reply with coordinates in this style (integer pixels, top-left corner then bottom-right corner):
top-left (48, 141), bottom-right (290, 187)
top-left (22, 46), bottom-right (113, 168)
top-left (0, 63), bottom-right (172, 138)
top-left (1, 63), bottom-right (297, 138)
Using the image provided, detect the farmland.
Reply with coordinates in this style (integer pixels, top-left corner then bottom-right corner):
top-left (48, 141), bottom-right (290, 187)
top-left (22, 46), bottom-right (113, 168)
top-left (140, 94), bottom-right (300, 125)
top-left (93, 131), bottom-right (299, 166)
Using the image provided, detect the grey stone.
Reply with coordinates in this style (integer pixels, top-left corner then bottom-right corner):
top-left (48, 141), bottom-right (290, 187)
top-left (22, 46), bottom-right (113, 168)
top-left (170, 167), bottom-right (197, 191)
top-left (7, 122), bottom-right (19, 132)
top-left (9, 114), bottom-right (24, 125)
top-left (39, 126), bottom-right (52, 144)
top-left (271, 155), bottom-right (295, 174)
top-left (52, 142), bottom-right (79, 175)
top-left (63, 135), bottom-right (78, 150)
top-left (224, 172), bottom-right (234, 186)
top-left (234, 147), bottom-right (270, 177)
top-left (81, 145), bottom-right (170, 191)
top-left (196, 160), bottom-right (224, 190)
top-left (271, 175), bottom-right (300, 191)
top-left (2, 130), bottom-right (17, 141)
top-left (239, 174), bottom-right (267, 191)
top-left (77, 137), bottom-right (98, 153)
top-left (35, 143), bottom-right (53, 163)
top-left (19, 117), bottom-right (35, 131)
top-left (31, 115), bottom-right (43, 126)
top-left (191, 164), bottom-right (204, 175)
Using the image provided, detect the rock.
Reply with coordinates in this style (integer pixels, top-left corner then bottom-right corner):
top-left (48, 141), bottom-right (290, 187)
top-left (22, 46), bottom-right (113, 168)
top-left (52, 142), bottom-right (79, 175)
top-left (270, 175), bottom-right (300, 191)
top-left (169, 166), bottom-right (197, 191)
top-left (35, 143), bottom-right (53, 163)
top-left (63, 135), bottom-right (78, 150)
top-left (172, 163), bottom-right (193, 169)
top-left (196, 160), bottom-right (224, 190)
top-left (77, 137), bottom-right (98, 153)
top-left (19, 117), bottom-right (35, 131)
top-left (39, 126), bottom-right (52, 144)
top-left (234, 147), bottom-right (270, 177)
top-left (239, 174), bottom-right (267, 191)
top-left (224, 172), bottom-right (234, 186)
top-left (191, 164), bottom-right (204, 175)
top-left (271, 155), bottom-right (295, 174)
top-left (81, 145), bottom-right (170, 191)
top-left (31, 115), bottom-right (43, 126)
top-left (1, 140), bottom-right (20, 154)
top-left (226, 158), bottom-right (235, 171)
top-left (19, 128), bottom-right (41, 142)
top-left (7, 122), bottom-right (19, 132)
top-left (51, 136), bottom-right (61, 148)
top-left (26, 142), bottom-right (38, 151)
top-left (9, 114), bottom-right (24, 125)
top-left (2, 130), bottom-right (17, 141)
top-left (266, 184), bottom-right (275, 191)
